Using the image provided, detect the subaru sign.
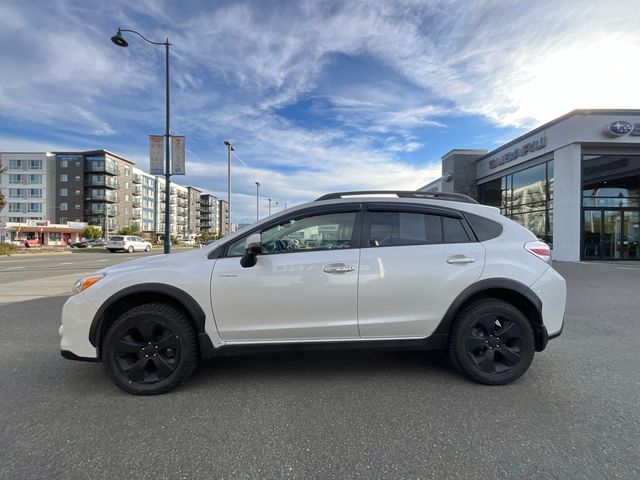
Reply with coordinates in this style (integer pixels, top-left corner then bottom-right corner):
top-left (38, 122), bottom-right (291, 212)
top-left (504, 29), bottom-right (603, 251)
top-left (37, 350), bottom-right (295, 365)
top-left (488, 136), bottom-right (546, 169)
top-left (607, 121), bottom-right (633, 136)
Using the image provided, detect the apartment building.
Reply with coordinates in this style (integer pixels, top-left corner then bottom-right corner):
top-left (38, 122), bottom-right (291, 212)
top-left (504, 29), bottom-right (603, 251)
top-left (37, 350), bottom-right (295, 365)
top-left (2, 149), bottom-right (208, 243)
top-left (0, 152), bottom-right (56, 225)
top-left (218, 199), bottom-right (230, 236)
top-left (200, 194), bottom-right (219, 234)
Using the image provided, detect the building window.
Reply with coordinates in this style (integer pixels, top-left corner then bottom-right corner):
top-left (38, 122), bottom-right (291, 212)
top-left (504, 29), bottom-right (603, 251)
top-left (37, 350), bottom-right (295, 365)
top-left (29, 188), bottom-right (42, 198)
top-left (60, 188), bottom-right (68, 196)
top-left (9, 174), bottom-right (22, 184)
top-left (125, 181), bottom-right (130, 189)
top-left (75, 204), bottom-right (81, 210)
top-left (60, 174), bottom-right (68, 182)
top-left (582, 155), bottom-right (640, 208)
top-left (29, 174), bottom-right (42, 184)
top-left (29, 159), bottom-right (42, 169)
top-left (60, 217), bottom-right (67, 224)
top-left (60, 160), bottom-right (68, 168)
top-left (478, 160), bottom-right (554, 246)
top-left (124, 166), bottom-right (130, 176)
top-left (9, 203), bottom-right (22, 212)
top-left (28, 203), bottom-right (42, 212)
top-left (9, 159), bottom-right (22, 169)
top-left (75, 190), bottom-right (81, 196)
top-left (9, 189), bottom-right (21, 198)
top-left (60, 203), bottom-right (68, 211)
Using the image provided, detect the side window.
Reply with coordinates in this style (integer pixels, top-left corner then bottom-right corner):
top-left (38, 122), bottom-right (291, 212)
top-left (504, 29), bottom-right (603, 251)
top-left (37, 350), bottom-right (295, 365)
top-left (465, 212), bottom-right (503, 241)
top-left (442, 216), bottom-right (471, 243)
top-left (226, 211), bottom-right (357, 256)
top-left (367, 211), bottom-right (442, 247)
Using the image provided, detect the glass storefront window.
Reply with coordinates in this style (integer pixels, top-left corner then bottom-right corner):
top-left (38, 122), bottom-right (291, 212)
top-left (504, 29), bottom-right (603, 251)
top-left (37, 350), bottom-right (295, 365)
top-left (478, 160), bottom-right (553, 246)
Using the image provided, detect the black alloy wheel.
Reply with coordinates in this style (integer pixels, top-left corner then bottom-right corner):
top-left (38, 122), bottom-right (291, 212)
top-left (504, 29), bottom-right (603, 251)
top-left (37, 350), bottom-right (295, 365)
top-left (449, 298), bottom-right (535, 385)
top-left (465, 314), bottom-right (524, 374)
top-left (103, 303), bottom-right (198, 395)
top-left (113, 320), bottom-right (181, 384)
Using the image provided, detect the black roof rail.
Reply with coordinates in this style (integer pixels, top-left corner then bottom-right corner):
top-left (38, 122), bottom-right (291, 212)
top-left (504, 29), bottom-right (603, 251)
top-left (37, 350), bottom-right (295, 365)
top-left (314, 190), bottom-right (479, 204)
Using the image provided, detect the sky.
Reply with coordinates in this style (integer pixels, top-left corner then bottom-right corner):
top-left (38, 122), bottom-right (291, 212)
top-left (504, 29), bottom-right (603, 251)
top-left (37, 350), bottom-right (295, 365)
top-left (1, 0), bottom-right (640, 224)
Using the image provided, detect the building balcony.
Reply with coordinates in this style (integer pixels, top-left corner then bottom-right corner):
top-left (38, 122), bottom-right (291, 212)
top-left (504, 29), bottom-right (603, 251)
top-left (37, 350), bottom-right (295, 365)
top-left (85, 161), bottom-right (118, 176)
top-left (178, 191), bottom-right (188, 199)
top-left (132, 199), bottom-right (142, 208)
top-left (132, 186), bottom-right (143, 196)
top-left (86, 175), bottom-right (119, 189)
top-left (85, 190), bottom-right (118, 202)
top-left (132, 174), bottom-right (143, 184)
top-left (131, 209), bottom-right (142, 220)
top-left (178, 198), bottom-right (188, 207)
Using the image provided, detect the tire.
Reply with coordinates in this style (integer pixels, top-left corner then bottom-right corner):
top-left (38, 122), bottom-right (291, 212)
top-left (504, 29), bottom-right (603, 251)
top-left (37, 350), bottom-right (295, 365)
top-left (449, 298), bottom-right (535, 385)
top-left (107, 249), bottom-right (116, 253)
top-left (102, 302), bottom-right (199, 395)
top-left (127, 246), bottom-right (134, 253)
top-left (145, 245), bottom-right (151, 252)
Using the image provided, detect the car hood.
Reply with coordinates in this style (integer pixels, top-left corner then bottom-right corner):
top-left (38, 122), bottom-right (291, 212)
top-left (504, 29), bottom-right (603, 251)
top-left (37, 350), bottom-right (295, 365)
top-left (97, 246), bottom-right (217, 275)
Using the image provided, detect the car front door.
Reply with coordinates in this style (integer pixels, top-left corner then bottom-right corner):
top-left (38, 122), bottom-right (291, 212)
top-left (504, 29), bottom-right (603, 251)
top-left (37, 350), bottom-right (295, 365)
top-left (211, 206), bottom-right (363, 343)
top-left (357, 204), bottom-right (486, 338)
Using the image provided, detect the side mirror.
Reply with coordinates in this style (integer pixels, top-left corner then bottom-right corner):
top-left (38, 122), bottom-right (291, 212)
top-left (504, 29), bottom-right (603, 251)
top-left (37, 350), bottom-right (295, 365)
top-left (240, 233), bottom-right (262, 268)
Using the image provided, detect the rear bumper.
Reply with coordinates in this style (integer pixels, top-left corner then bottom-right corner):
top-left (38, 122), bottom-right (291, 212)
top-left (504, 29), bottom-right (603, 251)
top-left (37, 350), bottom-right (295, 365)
top-left (530, 267), bottom-right (566, 337)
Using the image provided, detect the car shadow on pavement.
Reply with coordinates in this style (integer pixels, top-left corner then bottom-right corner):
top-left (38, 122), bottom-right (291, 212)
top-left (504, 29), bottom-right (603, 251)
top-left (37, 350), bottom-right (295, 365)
top-left (185, 349), bottom-right (460, 390)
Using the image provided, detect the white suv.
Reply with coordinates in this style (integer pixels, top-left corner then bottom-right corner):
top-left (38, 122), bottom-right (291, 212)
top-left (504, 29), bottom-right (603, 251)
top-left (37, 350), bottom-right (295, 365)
top-left (60, 191), bottom-right (566, 395)
top-left (106, 236), bottom-right (152, 253)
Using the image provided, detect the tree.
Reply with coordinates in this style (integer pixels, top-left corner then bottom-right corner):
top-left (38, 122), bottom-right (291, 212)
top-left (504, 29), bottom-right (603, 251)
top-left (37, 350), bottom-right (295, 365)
top-left (83, 226), bottom-right (102, 240)
top-left (117, 225), bottom-right (140, 236)
top-left (0, 162), bottom-right (6, 211)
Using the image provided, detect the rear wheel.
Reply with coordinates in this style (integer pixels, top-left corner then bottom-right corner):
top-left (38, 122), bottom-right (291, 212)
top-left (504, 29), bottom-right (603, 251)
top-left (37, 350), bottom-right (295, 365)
top-left (449, 298), bottom-right (535, 385)
top-left (127, 245), bottom-right (134, 253)
top-left (102, 303), bottom-right (199, 395)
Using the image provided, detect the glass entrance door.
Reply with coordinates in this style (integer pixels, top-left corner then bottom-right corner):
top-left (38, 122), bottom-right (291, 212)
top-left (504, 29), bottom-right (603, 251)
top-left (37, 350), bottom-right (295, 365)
top-left (583, 209), bottom-right (639, 260)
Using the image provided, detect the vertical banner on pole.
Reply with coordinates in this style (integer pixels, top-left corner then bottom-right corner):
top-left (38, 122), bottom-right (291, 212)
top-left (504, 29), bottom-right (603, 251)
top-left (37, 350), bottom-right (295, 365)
top-left (171, 136), bottom-right (186, 175)
top-left (149, 135), bottom-right (165, 175)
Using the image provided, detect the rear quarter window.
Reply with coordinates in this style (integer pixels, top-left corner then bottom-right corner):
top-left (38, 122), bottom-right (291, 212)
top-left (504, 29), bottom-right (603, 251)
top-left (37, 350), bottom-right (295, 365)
top-left (110, 236), bottom-right (123, 241)
top-left (464, 212), bottom-right (503, 241)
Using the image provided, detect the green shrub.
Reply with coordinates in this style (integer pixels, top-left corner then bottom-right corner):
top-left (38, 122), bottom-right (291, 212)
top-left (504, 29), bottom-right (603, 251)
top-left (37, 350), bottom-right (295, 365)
top-left (0, 243), bottom-right (18, 256)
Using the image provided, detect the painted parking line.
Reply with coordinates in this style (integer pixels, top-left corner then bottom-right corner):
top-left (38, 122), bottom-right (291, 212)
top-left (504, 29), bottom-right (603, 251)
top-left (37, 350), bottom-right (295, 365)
top-left (4, 266), bottom-right (25, 270)
top-left (97, 259), bottom-right (110, 262)
top-left (57, 262), bottom-right (75, 266)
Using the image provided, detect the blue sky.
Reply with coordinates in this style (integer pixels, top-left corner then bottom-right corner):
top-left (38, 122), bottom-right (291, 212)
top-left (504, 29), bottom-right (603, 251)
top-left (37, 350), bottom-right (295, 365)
top-left (1, 0), bottom-right (639, 223)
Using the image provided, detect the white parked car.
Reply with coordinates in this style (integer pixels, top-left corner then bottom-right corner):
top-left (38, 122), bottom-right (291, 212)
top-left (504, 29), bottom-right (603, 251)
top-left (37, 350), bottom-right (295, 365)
top-left (106, 235), bottom-right (152, 253)
top-left (60, 191), bottom-right (566, 394)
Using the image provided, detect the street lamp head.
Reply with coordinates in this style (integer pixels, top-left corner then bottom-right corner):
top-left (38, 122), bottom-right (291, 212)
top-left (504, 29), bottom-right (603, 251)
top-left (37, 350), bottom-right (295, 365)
top-left (224, 140), bottom-right (234, 151)
top-left (111, 29), bottom-right (128, 47)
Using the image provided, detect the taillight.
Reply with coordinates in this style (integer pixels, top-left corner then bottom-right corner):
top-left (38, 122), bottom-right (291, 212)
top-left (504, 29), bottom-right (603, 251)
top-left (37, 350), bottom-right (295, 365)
top-left (525, 241), bottom-right (551, 264)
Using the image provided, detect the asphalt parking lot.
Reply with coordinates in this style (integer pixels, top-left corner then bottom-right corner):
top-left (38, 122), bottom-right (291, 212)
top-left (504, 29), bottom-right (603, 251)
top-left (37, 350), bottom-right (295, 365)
top-left (0, 256), bottom-right (639, 479)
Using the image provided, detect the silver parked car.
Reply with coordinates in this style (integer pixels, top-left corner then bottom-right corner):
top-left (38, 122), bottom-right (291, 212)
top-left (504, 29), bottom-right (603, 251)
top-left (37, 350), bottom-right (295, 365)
top-left (106, 236), bottom-right (152, 253)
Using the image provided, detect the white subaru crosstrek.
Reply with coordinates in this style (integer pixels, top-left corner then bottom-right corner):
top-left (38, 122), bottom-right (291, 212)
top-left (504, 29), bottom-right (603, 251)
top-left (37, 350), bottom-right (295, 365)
top-left (60, 191), bottom-right (566, 395)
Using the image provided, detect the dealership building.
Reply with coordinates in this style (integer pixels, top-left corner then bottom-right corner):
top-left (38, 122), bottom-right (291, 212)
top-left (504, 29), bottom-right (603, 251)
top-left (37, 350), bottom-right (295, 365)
top-left (420, 109), bottom-right (640, 261)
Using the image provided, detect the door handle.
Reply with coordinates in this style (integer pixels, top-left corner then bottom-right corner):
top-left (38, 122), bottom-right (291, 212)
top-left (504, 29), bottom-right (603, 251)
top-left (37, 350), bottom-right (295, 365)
top-left (323, 263), bottom-right (356, 274)
top-left (447, 255), bottom-right (476, 264)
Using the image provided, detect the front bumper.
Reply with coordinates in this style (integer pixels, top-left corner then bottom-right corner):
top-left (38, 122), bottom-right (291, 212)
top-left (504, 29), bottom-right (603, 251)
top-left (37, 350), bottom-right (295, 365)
top-left (59, 292), bottom-right (99, 360)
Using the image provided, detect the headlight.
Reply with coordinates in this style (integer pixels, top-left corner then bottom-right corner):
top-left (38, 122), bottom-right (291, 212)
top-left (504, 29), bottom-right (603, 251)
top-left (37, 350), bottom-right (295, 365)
top-left (72, 274), bottom-right (105, 295)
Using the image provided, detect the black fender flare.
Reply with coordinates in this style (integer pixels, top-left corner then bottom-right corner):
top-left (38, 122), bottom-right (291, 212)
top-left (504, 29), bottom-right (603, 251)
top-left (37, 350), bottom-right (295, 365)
top-left (433, 277), bottom-right (543, 336)
top-left (88, 283), bottom-right (207, 348)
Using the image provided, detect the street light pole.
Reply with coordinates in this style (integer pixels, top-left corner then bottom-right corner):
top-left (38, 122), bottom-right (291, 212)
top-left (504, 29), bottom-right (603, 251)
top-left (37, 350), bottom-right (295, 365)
top-left (255, 182), bottom-right (261, 221)
top-left (111, 28), bottom-right (173, 254)
top-left (268, 198), bottom-right (271, 216)
top-left (224, 140), bottom-right (234, 235)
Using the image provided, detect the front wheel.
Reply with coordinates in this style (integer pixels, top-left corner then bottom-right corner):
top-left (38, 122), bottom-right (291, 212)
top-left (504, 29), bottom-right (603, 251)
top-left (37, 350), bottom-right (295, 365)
top-left (449, 298), bottom-right (535, 385)
top-left (102, 303), bottom-right (199, 395)
top-left (145, 245), bottom-right (151, 252)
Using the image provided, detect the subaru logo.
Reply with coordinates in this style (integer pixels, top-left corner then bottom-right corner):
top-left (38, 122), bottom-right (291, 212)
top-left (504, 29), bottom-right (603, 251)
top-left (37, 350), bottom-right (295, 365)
top-left (607, 121), bottom-right (633, 136)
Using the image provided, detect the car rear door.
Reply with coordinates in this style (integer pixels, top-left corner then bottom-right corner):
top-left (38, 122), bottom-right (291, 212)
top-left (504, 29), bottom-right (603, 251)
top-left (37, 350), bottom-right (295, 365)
top-left (357, 203), bottom-right (485, 338)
